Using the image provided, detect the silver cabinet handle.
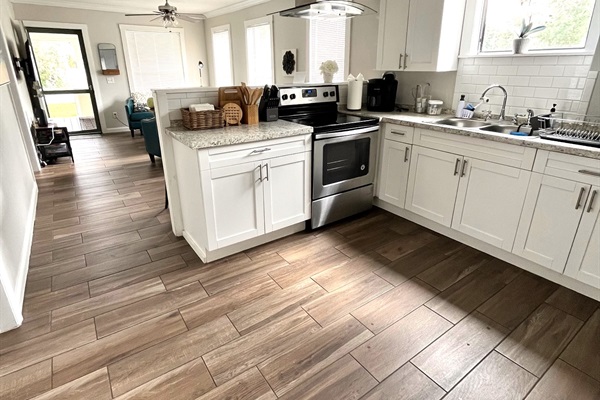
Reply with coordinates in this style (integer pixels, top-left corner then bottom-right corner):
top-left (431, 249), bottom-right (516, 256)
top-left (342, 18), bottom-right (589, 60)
top-left (575, 187), bottom-right (586, 210)
top-left (404, 147), bottom-right (410, 162)
top-left (250, 147), bottom-right (271, 155)
top-left (404, 53), bottom-right (408, 70)
top-left (264, 164), bottom-right (269, 181)
top-left (257, 165), bottom-right (263, 182)
top-left (587, 190), bottom-right (597, 213)
top-left (461, 160), bottom-right (468, 177)
top-left (398, 54), bottom-right (403, 70)
top-left (391, 130), bottom-right (405, 136)
top-left (578, 169), bottom-right (600, 178)
top-left (454, 158), bottom-right (461, 176)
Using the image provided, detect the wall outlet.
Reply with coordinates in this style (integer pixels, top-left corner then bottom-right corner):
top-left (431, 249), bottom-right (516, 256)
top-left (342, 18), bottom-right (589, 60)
top-left (112, 112), bottom-right (118, 119)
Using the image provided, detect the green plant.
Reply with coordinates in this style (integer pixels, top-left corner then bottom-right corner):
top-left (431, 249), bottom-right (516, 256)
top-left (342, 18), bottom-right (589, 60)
top-left (517, 18), bottom-right (546, 38)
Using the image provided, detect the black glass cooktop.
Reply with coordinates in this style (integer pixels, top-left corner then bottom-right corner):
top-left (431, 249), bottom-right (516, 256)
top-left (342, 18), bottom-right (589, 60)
top-left (282, 113), bottom-right (379, 133)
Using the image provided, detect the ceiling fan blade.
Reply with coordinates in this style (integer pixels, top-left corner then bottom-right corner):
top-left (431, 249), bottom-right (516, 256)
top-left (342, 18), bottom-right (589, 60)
top-left (177, 13), bottom-right (207, 19)
top-left (125, 13), bottom-right (159, 16)
top-left (175, 14), bottom-right (203, 23)
top-left (150, 16), bottom-right (164, 21)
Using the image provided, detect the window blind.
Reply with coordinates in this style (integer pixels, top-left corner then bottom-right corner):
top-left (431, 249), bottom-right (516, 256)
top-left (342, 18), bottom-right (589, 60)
top-left (309, 19), bottom-right (347, 83)
top-left (245, 20), bottom-right (273, 86)
top-left (123, 29), bottom-right (186, 93)
top-left (212, 27), bottom-right (233, 87)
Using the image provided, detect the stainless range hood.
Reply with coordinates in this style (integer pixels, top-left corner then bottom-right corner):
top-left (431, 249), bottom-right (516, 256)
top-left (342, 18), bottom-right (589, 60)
top-left (277, 0), bottom-right (376, 19)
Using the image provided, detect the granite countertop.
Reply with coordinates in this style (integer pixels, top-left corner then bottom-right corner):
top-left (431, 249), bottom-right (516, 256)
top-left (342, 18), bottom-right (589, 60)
top-left (341, 108), bottom-right (600, 160)
top-left (166, 120), bottom-right (313, 150)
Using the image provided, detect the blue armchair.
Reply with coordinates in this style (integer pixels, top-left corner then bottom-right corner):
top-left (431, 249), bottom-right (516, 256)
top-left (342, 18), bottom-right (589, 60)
top-left (140, 118), bottom-right (161, 164)
top-left (125, 97), bottom-right (154, 137)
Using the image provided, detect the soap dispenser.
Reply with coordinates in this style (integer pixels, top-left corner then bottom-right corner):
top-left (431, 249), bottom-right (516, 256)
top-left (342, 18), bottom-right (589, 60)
top-left (455, 95), bottom-right (466, 118)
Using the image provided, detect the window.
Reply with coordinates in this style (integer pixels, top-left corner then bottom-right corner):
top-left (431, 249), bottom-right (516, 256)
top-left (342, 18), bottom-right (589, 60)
top-left (119, 25), bottom-right (187, 93)
top-left (308, 19), bottom-right (349, 83)
top-left (211, 25), bottom-right (234, 87)
top-left (479, 0), bottom-right (597, 53)
top-left (245, 16), bottom-right (274, 86)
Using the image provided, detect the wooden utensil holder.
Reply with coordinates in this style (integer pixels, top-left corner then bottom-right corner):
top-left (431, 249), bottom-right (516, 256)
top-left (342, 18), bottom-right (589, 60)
top-left (241, 104), bottom-right (259, 125)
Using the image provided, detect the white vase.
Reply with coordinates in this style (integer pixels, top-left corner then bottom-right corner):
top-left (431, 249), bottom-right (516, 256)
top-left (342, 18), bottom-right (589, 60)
top-left (323, 72), bottom-right (333, 83)
top-left (513, 38), bottom-right (530, 54)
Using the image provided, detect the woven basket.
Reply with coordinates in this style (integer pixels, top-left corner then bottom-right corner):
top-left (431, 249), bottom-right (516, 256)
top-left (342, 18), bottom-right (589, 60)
top-left (181, 108), bottom-right (224, 130)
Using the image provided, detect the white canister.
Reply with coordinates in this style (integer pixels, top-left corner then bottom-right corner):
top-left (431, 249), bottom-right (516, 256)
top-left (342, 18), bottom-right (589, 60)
top-left (427, 100), bottom-right (444, 115)
top-left (347, 80), bottom-right (364, 111)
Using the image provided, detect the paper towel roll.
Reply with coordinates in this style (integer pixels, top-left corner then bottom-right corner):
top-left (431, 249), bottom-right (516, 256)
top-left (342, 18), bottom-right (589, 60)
top-left (347, 80), bottom-right (363, 111)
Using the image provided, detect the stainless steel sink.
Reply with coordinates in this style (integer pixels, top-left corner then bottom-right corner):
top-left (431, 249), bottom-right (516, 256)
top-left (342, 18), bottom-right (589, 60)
top-left (478, 124), bottom-right (522, 135)
top-left (433, 118), bottom-right (491, 128)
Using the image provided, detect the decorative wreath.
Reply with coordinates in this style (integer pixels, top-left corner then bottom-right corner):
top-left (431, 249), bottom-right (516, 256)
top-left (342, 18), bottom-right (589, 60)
top-left (282, 51), bottom-right (296, 75)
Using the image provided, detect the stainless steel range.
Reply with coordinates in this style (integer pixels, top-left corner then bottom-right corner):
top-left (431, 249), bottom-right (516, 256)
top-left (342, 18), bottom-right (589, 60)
top-left (279, 85), bottom-right (379, 229)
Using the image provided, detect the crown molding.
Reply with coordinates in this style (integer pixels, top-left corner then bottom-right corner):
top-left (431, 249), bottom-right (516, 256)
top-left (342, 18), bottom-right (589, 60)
top-left (202, 0), bottom-right (272, 18)
top-left (10, 0), bottom-right (274, 18)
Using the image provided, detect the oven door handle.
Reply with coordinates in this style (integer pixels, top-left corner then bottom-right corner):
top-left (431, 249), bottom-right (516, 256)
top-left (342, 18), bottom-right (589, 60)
top-left (314, 126), bottom-right (379, 140)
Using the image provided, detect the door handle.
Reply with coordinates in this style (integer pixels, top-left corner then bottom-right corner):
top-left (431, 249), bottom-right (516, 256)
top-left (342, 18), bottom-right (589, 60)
top-left (454, 158), bottom-right (461, 176)
top-left (404, 53), bottom-right (408, 70)
top-left (398, 54), bottom-right (403, 70)
top-left (460, 159), bottom-right (468, 177)
top-left (264, 163), bottom-right (270, 181)
top-left (575, 187), bottom-right (586, 210)
top-left (258, 165), bottom-right (263, 182)
top-left (250, 147), bottom-right (271, 155)
top-left (404, 147), bottom-right (410, 162)
top-left (587, 190), bottom-right (597, 213)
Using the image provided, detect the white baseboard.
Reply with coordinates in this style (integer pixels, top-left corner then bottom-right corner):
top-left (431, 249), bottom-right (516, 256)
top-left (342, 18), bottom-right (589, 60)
top-left (102, 127), bottom-right (130, 134)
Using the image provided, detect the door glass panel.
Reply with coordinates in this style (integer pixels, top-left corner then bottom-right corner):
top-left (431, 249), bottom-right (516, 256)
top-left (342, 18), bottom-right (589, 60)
top-left (29, 32), bottom-right (89, 91)
top-left (44, 93), bottom-right (97, 131)
top-left (322, 138), bottom-right (370, 185)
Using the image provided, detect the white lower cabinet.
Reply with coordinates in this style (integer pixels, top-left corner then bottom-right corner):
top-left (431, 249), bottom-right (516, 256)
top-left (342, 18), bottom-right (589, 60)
top-left (452, 158), bottom-right (531, 251)
top-left (377, 139), bottom-right (411, 208)
top-left (565, 186), bottom-right (600, 287)
top-left (405, 146), bottom-right (461, 226)
top-left (513, 173), bottom-right (600, 284)
top-left (208, 152), bottom-right (311, 250)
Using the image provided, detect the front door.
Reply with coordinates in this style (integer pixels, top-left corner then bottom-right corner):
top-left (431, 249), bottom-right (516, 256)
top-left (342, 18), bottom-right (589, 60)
top-left (27, 28), bottom-right (101, 134)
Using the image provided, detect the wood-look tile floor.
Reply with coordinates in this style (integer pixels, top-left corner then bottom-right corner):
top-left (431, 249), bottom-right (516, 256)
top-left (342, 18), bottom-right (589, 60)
top-left (1, 132), bottom-right (599, 400)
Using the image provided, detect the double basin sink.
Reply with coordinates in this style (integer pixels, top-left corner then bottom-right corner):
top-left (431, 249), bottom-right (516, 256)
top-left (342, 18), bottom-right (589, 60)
top-left (432, 118), bottom-right (528, 136)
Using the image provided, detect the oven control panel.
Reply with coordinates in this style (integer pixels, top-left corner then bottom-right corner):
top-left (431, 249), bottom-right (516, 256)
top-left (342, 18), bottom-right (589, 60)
top-left (279, 86), bottom-right (339, 106)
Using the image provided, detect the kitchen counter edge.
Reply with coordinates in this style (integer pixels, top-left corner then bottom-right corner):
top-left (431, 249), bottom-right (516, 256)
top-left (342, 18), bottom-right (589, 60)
top-left (165, 120), bottom-right (313, 150)
top-left (341, 109), bottom-right (600, 160)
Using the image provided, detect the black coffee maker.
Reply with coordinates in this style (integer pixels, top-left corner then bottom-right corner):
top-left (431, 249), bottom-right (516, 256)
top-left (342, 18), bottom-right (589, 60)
top-left (367, 72), bottom-right (398, 112)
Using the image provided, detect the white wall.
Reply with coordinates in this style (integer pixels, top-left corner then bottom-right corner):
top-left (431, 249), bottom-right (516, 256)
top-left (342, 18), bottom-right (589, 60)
top-left (0, 21), bottom-right (38, 332)
top-left (12, 3), bottom-right (208, 131)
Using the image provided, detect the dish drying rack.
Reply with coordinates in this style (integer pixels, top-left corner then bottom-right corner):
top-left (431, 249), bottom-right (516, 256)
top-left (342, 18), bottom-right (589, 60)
top-left (537, 114), bottom-right (600, 148)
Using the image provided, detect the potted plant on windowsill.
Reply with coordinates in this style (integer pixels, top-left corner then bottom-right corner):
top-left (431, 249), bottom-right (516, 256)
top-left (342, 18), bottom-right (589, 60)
top-left (320, 60), bottom-right (339, 83)
top-left (513, 18), bottom-right (546, 54)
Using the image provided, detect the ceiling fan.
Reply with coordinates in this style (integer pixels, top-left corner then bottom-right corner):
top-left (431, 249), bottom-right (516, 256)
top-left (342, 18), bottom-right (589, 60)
top-left (125, 1), bottom-right (206, 27)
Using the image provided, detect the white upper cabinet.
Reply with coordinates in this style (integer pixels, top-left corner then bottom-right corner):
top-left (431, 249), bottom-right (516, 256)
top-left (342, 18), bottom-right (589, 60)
top-left (376, 0), bottom-right (466, 72)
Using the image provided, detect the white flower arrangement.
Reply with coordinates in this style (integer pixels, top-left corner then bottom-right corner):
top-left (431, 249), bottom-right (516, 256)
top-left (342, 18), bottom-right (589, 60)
top-left (319, 60), bottom-right (339, 76)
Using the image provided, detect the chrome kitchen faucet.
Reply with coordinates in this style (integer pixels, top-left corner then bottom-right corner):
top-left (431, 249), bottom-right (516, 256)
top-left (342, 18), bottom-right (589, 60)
top-left (480, 84), bottom-right (508, 122)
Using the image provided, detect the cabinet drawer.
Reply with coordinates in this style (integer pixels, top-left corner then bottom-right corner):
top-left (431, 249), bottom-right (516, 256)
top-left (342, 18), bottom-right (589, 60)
top-left (200, 134), bottom-right (311, 170)
top-left (384, 123), bottom-right (414, 144)
top-left (533, 150), bottom-right (600, 186)
top-left (414, 128), bottom-right (536, 170)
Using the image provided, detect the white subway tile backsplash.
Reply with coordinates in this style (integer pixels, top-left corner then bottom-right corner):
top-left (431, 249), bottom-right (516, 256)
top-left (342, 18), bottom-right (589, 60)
top-left (167, 99), bottom-right (181, 110)
top-left (474, 57), bottom-right (493, 65)
top-left (492, 57), bottom-right (510, 65)
top-left (493, 76), bottom-right (510, 85)
top-left (511, 57), bottom-right (534, 65)
top-left (557, 56), bottom-right (585, 65)
top-left (512, 86), bottom-right (532, 97)
top-left (539, 65), bottom-right (565, 76)
top-left (529, 76), bottom-right (553, 87)
top-left (458, 75), bottom-right (472, 84)
top-left (577, 102), bottom-right (589, 114)
top-left (558, 88), bottom-right (583, 101)
top-left (588, 71), bottom-right (598, 80)
top-left (548, 99), bottom-right (570, 111)
top-left (534, 56), bottom-right (559, 65)
top-left (577, 78), bottom-right (586, 90)
top-left (584, 56), bottom-right (594, 64)
top-left (525, 98), bottom-right (549, 109)
top-left (517, 65), bottom-right (541, 76)
top-left (457, 83), bottom-right (477, 93)
top-left (563, 65), bottom-right (590, 77)
top-left (462, 58), bottom-right (475, 66)
top-left (508, 76), bottom-right (530, 86)
top-left (507, 96), bottom-right (526, 107)
top-left (462, 65), bottom-right (479, 75)
top-left (169, 109), bottom-right (182, 120)
top-left (166, 93), bottom-right (188, 99)
top-left (534, 87), bottom-right (559, 99)
top-left (582, 81), bottom-right (595, 102)
top-left (472, 75), bottom-right (490, 84)
top-left (552, 77), bottom-right (580, 89)
top-left (475, 84), bottom-right (491, 93)
top-left (497, 65), bottom-right (518, 75)
top-left (478, 65), bottom-right (498, 75)
top-left (180, 98), bottom-right (202, 108)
